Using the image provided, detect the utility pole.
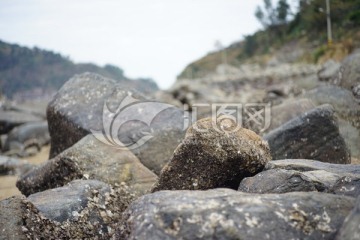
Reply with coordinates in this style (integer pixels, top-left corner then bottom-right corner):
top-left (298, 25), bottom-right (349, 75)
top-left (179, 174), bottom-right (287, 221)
top-left (325, 0), bottom-right (333, 46)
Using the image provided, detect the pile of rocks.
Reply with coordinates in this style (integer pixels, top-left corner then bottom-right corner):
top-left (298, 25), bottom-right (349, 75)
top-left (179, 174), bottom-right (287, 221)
top-left (1, 58), bottom-right (360, 239)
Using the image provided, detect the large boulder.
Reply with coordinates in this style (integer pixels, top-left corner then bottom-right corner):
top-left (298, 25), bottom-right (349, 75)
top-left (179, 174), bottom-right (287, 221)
top-left (239, 159), bottom-right (360, 197)
top-left (47, 72), bottom-right (185, 174)
top-left (16, 134), bottom-right (157, 196)
top-left (264, 104), bottom-right (351, 164)
top-left (118, 189), bottom-right (355, 240)
top-left (303, 85), bottom-right (360, 160)
top-left (152, 117), bottom-right (271, 191)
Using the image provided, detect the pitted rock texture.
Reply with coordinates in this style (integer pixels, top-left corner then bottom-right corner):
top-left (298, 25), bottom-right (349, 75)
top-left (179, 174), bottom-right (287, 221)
top-left (264, 104), bottom-right (351, 164)
top-left (152, 116), bottom-right (271, 191)
top-left (118, 189), bottom-right (355, 240)
top-left (47, 72), bottom-right (185, 174)
top-left (17, 135), bottom-right (157, 196)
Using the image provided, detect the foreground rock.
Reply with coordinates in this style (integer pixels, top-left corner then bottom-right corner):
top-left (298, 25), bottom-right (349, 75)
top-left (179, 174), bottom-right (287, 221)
top-left (118, 189), bottom-right (354, 240)
top-left (17, 135), bottom-right (157, 196)
top-left (264, 104), bottom-right (351, 164)
top-left (0, 196), bottom-right (27, 240)
top-left (0, 110), bottom-right (42, 134)
top-left (336, 196), bottom-right (360, 240)
top-left (152, 117), bottom-right (271, 191)
top-left (0, 180), bottom-right (135, 239)
top-left (3, 121), bottom-right (50, 157)
top-left (47, 72), bottom-right (185, 174)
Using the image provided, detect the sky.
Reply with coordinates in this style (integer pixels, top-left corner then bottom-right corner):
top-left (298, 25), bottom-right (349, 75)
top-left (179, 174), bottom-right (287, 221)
top-left (0, 0), bottom-right (268, 89)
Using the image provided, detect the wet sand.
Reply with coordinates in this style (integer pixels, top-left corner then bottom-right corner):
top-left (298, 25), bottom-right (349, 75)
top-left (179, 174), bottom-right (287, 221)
top-left (0, 145), bottom-right (49, 200)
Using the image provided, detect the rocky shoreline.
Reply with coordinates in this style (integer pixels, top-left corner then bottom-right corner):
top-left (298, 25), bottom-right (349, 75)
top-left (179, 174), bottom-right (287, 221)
top-left (1, 51), bottom-right (360, 239)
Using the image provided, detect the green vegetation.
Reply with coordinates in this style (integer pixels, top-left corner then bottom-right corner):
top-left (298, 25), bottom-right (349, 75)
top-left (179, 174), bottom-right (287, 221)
top-left (179, 0), bottom-right (360, 79)
top-left (0, 40), bottom-right (127, 98)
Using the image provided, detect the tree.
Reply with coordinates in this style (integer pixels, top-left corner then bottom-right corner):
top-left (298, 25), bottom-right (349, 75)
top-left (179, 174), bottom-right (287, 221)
top-left (276, 0), bottom-right (290, 24)
top-left (255, 0), bottom-right (290, 28)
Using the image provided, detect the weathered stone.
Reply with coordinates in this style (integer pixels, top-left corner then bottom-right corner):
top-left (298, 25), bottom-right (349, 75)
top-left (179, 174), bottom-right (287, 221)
top-left (239, 161), bottom-right (360, 197)
top-left (47, 72), bottom-right (185, 174)
top-left (239, 168), bottom-right (332, 194)
top-left (118, 189), bottom-right (355, 240)
top-left (332, 50), bottom-right (360, 92)
top-left (0, 196), bottom-right (27, 240)
top-left (302, 85), bottom-right (360, 159)
top-left (264, 98), bottom-right (315, 133)
top-left (0, 110), bottom-right (42, 134)
top-left (264, 104), bottom-right (351, 164)
top-left (266, 159), bottom-right (360, 175)
top-left (23, 180), bottom-right (135, 239)
top-left (3, 121), bottom-right (50, 157)
top-left (335, 196), bottom-right (360, 240)
top-left (17, 135), bottom-right (157, 196)
top-left (27, 179), bottom-right (110, 222)
top-left (152, 116), bottom-right (271, 192)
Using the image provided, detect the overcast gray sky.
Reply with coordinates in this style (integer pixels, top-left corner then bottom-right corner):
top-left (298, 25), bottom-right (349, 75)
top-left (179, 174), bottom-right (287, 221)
top-left (0, 0), bottom-right (269, 89)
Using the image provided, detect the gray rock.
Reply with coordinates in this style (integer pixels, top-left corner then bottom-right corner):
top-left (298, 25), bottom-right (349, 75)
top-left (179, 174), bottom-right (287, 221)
top-left (27, 179), bottom-right (110, 222)
top-left (264, 104), bottom-right (351, 164)
top-left (266, 159), bottom-right (360, 175)
top-left (239, 168), bottom-right (333, 194)
top-left (22, 180), bottom-right (135, 239)
top-left (3, 121), bottom-right (50, 157)
top-left (302, 85), bottom-right (360, 159)
top-left (0, 196), bottom-right (27, 240)
top-left (335, 196), bottom-right (360, 240)
top-left (0, 155), bottom-right (33, 175)
top-left (152, 117), bottom-right (271, 192)
top-left (118, 189), bottom-right (355, 240)
top-left (0, 110), bottom-right (42, 134)
top-left (17, 134), bottom-right (157, 196)
top-left (47, 72), bottom-right (185, 174)
top-left (318, 59), bottom-right (341, 82)
top-left (239, 161), bottom-right (360, 197)
top-left (333, 50), bottom-right (360, 92)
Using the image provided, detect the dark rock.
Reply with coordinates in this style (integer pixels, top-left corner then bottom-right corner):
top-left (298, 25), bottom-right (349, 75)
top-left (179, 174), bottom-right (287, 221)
top-left (23, 180), bottom-right (135, 239)
top-left (302, 85), bottom-right (360, 159)
top-left (3, 121), bottom-right (50, 157)
top-left (151, 116), bottom-right (271, 192)
top-left (264, 98), bottom-right (315, 133)
top-left (17, 134), bottom-right (157, 196)
top-left (0, 110), bottom-right (42, 134)
top-left (0, 155), bottom-right (33, 175)
top-left (264, 104), bottom-right (351, 164)
top-left (335, 196), bottom-right (360, 240)
top-left (27, 179), bottom-right (110, 222)
top-left (118, 189), bottom-right (355, 240)
top-left (239, 168), bottom-right (331, 193)
top-left (239, 162), bottom-right (360, 197)
top-left (47, 72), bottom-right (185, 174)
top-left (0, 196), bottom-right (27, 240)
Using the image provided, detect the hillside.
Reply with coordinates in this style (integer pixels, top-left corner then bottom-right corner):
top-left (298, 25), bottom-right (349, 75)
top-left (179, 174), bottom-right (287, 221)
top-left (0, 40), bottom-right (158, 100)
top-left (178, 0), bottom-right (360, 80)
